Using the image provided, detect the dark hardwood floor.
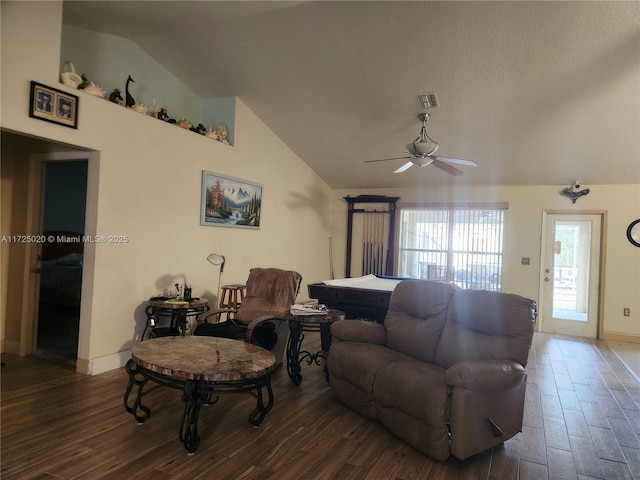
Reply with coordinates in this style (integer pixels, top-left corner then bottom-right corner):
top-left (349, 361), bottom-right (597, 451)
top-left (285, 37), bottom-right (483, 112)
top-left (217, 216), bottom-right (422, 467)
top-left (1, 332), bottom-right (639, 479)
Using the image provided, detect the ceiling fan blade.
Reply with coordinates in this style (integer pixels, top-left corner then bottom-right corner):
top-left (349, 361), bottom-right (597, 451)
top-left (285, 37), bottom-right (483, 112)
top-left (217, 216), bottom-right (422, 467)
top-left (364, 156), bottom-right (413, 163)
top-left (433, 155), bottom-right (477, 167)
top-left (432, 159), bottom-right (464, 176)
top-left (394, 161), bottom-right (414, 174)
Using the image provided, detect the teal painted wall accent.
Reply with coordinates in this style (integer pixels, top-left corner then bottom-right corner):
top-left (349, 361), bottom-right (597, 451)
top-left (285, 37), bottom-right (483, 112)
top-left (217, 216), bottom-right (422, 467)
top-left (60, 23), bottom-right (234, 143)
top-left (203, 96), bottom-right (235, 146)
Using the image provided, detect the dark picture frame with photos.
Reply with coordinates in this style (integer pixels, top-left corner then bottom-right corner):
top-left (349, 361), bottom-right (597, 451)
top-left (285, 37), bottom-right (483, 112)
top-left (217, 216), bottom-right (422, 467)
top-left (29, 81), bottom-right (78, 129)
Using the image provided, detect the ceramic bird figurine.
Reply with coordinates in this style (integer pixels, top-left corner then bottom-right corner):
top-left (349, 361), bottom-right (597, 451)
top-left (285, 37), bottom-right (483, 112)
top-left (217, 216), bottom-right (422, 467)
top-left (125, 75), bottom-right (135, 108)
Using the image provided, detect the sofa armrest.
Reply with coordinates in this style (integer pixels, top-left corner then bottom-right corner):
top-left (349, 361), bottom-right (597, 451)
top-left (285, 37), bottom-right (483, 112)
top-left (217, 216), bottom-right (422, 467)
top-left (192, 308), bottom-right (233, 332)
top-left (331, 319), bottom-right (386, 345)
top-left (198, 308), bottom-right (232, 323)
top-left (444, 360), bottom-right (525, 392)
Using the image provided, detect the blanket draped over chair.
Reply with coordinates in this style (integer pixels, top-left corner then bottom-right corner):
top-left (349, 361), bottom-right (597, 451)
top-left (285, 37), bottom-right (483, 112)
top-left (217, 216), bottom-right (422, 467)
top-left (195, 267), bottom-right (302, 363)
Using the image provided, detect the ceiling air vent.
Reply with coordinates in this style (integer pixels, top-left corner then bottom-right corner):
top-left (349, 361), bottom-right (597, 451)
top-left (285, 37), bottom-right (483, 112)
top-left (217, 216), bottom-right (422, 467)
top-left (419, 93), bottom-right (439, 109)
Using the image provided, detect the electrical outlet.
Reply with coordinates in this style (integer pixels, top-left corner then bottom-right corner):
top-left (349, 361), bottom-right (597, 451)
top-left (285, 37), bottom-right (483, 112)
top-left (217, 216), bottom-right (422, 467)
top-left (623, 308), bottom-right (630, 316)
top-left (521, 257), bottom-right (530, 265)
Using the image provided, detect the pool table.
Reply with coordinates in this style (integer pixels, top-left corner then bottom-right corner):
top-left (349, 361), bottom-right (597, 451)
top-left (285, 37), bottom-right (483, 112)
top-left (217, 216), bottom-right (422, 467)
top-left (307, 275), bottom-right (406, 322)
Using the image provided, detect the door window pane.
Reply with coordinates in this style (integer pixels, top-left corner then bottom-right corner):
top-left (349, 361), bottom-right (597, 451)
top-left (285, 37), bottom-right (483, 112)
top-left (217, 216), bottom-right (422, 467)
top-left (552, 221), bottom-right (591, 321)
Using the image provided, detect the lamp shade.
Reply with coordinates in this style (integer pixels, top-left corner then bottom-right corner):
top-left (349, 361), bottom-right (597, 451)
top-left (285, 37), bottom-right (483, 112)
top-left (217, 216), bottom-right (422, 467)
top-left (207, 253), bottom-right (226, 308)
top-left (207, 253), bottom-right (225, 272)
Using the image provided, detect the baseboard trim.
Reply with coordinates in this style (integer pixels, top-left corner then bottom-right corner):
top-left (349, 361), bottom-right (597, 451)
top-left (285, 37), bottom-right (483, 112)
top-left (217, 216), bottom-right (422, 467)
top-left (77, 350), bottom-right (131, 375)
top-left (602, 332), bottom-right (640, 344)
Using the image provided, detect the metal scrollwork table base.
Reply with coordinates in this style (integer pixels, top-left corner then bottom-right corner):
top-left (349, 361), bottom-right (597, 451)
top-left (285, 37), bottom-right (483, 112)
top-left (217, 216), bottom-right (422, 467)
top-left (124, 336), bottom-right (275, 454)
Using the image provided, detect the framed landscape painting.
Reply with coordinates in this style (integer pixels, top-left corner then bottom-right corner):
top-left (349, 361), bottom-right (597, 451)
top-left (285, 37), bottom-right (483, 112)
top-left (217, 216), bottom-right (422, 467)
top-left (200, 171), bottom-right (262, 229)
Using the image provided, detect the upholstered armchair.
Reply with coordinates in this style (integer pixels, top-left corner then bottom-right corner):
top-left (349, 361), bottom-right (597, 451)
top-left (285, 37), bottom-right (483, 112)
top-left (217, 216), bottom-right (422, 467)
top-left (195, 267), bottom-right (302, 364)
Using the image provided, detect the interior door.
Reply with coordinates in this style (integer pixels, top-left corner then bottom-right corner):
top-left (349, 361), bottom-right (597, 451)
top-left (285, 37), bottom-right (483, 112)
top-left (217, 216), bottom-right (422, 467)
top-left (35, 160), bottom-right (88, 363)
top-left (540, 213), bottom-right (602, 338)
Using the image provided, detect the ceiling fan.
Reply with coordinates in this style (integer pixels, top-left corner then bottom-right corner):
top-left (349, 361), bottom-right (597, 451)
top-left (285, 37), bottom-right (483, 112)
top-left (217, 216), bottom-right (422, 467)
top-left (365, 113), bottom-right (477, 175)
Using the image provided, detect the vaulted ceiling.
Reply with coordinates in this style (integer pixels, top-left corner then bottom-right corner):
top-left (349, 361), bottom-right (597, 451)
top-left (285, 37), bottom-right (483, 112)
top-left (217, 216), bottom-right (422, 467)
top-left (63, 1), bottom-right (640, 189)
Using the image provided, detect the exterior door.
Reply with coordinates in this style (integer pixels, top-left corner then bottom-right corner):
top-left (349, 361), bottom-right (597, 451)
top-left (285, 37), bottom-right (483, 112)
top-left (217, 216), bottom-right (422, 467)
top-left (540, 213), bottom-right (602, 338)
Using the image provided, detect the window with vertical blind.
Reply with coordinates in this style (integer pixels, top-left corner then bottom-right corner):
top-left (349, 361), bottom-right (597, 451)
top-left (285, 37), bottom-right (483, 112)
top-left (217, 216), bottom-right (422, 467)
top-left (397, 203), bottom-right (508, 291)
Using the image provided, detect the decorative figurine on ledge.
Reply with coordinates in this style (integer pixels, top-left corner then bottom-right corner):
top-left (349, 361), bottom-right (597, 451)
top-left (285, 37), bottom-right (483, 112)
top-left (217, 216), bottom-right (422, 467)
top-left (176, 118), bottom-right (191, 130)
top-left (191, 123), bottom-right (206, 135)
top-left (206, 123), bottom-right (230, 144)
top-left (78, 74), bottom-right (106, 98)
top-left (78, 73), bottom-right (91, 90)
top-left (109, 89), bottom-right (123, 105)
top-left (125, 75), bottom-right (135, 108)
top-left (129, 103), bottom-right (148, 115)
top-left (157, 107), bottom-right (170, 121)
top-left (156, 108), bottom-right (177, 123)
top-left (148, 99), bottom-right (161, 119)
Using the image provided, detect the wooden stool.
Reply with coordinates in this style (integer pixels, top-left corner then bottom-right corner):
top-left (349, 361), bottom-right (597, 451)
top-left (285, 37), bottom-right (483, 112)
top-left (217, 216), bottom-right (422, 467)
top-left (219, 284), bottom-right (246, 318)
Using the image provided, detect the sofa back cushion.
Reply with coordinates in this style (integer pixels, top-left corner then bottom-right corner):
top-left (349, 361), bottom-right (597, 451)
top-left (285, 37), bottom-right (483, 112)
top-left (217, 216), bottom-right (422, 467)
top-left (434, 289), bottom-right (536, 369)
top-left (384, 280), bottom-right (455, 364)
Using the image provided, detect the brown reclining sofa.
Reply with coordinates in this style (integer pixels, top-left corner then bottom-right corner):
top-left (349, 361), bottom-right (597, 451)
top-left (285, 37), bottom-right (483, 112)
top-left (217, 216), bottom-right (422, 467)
top-left (328, 279), bottom-right (536, 461)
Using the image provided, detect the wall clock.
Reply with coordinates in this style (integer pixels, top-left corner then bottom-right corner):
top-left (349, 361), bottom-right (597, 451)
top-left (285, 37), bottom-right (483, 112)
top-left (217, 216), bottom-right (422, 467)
top-left (627, 219), bottom-right (640, 247)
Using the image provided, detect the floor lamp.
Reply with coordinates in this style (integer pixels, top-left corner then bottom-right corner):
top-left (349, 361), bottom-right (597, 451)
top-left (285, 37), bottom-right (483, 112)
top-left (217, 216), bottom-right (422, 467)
top-left (206, 253), bottom-right (226, 308)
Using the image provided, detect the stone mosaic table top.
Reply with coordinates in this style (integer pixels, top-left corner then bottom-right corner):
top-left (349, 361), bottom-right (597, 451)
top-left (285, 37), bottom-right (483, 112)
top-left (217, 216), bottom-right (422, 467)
top-left (148, 298), bottom-right (209, 309)
top-left (131, 336), bottom-right (275, 382)
top-left (285, 309), bottom-right (345, 324)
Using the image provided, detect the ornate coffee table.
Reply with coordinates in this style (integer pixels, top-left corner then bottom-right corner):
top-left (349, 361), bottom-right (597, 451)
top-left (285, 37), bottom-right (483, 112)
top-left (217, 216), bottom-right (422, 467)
top-left (285, 309), bottom-right (345, 385)
top-left (124, 336), bottom-right (275, 454)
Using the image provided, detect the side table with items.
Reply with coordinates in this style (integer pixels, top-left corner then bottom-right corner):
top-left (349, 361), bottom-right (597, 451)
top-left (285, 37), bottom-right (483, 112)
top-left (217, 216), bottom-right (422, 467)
top-left (285, 306), bottom-right (345, 386)
top-left (143, 297), bottom-right (209, 340)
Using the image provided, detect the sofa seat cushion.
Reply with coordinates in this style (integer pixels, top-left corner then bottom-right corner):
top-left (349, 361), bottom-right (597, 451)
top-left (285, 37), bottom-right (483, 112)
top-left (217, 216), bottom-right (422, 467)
top-left (374, 361), bottom-right (451, 461)
top-left (328, 342), bottom-right (416, 418)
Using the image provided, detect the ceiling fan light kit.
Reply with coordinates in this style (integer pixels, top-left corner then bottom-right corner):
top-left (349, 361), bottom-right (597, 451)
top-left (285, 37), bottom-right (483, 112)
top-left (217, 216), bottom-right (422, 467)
top-left (411, 156), bottom-right (434, 168)
top-left (365, 109), bottom-right (477, 176)
top-left (406, 140), bottom-right (438, 156)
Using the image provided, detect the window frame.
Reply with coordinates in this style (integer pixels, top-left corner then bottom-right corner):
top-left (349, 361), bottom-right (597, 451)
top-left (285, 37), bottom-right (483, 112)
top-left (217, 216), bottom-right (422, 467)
top-left (396, 203), bottom-right (508, 291)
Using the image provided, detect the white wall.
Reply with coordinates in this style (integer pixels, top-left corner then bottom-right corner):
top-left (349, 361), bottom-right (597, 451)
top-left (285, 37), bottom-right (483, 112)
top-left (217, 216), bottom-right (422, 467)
top-left (331, 185), bottom-right (640, 340)
top-left (1, 1), bottom-right (333, 373)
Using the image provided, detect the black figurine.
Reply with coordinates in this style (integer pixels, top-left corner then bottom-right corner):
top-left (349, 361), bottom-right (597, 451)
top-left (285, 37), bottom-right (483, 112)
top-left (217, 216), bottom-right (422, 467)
top-left (109, 89), bottom-right (123, 105)
top-left (125, 75), bottom-right (135, 108)
top-left (157, 107), bottom-right (169, 121)
top-left (191, 123), bottom-right (206, 135)
top-left (78, 73), bottom-right (90, 90)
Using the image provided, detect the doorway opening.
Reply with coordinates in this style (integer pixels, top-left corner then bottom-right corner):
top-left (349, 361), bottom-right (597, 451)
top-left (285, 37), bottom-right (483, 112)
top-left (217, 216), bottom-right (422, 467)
top-left (539, 212), bottom-right (604, 338)
top-left (35, 160), bottom-right (88, 365)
